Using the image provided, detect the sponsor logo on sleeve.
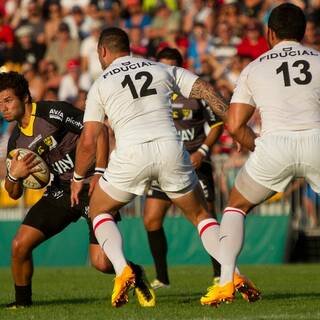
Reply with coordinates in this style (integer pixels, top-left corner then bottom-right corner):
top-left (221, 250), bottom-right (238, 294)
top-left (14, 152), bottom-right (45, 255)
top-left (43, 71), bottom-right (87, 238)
top-left (65, 117), bottom-right (83, 130)
top-left (49, 108), bottom-right (64, 121)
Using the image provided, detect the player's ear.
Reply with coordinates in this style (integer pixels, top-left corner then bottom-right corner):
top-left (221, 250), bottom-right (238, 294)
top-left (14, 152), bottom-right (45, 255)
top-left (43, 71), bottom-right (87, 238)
top-left (100, 46), bottom-right (107, 59)
top-left (267, 28), bottom-right (275, 48)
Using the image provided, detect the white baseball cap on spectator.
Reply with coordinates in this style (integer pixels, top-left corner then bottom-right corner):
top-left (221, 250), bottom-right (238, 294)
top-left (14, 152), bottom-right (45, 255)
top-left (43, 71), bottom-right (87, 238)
top-left (90, 19), bottom-right (103, 31)
top-left (15, 25), bottom-right (33, 38)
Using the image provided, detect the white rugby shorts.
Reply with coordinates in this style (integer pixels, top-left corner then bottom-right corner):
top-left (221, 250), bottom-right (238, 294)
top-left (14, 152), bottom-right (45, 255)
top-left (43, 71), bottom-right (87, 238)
top-left (101, 139), bottom-right (198, 197)
top-left (244, 129), bottom-right (320, 193)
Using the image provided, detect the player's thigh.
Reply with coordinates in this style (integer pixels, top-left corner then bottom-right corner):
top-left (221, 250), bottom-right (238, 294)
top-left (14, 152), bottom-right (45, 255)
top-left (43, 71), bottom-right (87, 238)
top-left (158, 140), bottom-right (198, 194)
top-left (170, 183), bottom-right (210, 226)
top-left (300, 131), bottom-right (320, 193)
top-left (89, 179), bottom-right (133, 219)
top-left (246, 136), bottom-right (297, 192)
top-left (143, 195), bottom-right (171, 231)
top-left (105, 145), bottom-right (153, 196)
top-left (232, 166), bottom-right (276, 212)
top-left (22, 191), bottom-right (80, 240)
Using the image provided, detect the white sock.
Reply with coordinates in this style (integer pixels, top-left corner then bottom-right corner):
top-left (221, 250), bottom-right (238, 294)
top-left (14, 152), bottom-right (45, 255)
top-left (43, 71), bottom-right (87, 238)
top-left (93, 213), bottom-right (127, 276)
top-left (197, 218), bottom-right (221, 262)
top-left (219, 207), bottom-right (245, 286)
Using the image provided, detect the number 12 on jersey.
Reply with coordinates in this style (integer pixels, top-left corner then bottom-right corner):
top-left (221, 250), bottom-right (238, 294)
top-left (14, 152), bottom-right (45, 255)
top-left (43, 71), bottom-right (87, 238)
top-left (121, 71), bottom-right (157, 99)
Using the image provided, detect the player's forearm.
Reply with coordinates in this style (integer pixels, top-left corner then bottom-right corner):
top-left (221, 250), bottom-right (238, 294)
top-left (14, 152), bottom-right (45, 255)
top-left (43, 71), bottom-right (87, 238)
top-left (230, 125), bottom-right (257, 152)
top-left (189, 79), bottom-right (229, 122)
top-left (74, 133), bottom-right (97, 178)
top-left (204, 124), bottom-right (224, 149)
top-left (95, 125), bottom-right (109, 170)
top-left (4, 178), bottom-right (23, 200)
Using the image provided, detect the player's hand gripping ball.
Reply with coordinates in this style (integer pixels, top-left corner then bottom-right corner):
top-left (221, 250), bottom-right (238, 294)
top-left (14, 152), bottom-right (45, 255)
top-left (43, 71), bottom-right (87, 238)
top-left (6, 148), bottom-right (50, 189)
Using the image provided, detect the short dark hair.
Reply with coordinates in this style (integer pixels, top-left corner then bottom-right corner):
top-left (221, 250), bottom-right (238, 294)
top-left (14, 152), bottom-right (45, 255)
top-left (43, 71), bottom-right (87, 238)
top-left (98, 27), bottom-right (130, 53)
top-left (268, 3), bottom-right (306, 42)
top-left (156, 47), bottom-right (183, 67)
top-left (0, 72), bottom-right (32, 103)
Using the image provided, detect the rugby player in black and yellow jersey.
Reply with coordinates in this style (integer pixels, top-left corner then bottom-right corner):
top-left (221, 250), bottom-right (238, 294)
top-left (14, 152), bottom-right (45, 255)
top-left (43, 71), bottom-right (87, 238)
top-left (0, 71), bottom-right (153, 308)
top-left (143, 48), bottom-right (223, 289)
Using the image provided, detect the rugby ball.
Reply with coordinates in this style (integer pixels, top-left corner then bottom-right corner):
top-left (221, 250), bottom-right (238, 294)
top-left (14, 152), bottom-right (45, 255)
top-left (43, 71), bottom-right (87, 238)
top-left (6, 148), bottom-right (50, 189)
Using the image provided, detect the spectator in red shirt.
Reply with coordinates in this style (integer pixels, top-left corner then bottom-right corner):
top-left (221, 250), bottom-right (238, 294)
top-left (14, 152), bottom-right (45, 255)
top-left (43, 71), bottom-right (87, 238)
top-left (0, 11), bottom-right (14, 49)
top-left (236, 20), bottom-right (269, 60)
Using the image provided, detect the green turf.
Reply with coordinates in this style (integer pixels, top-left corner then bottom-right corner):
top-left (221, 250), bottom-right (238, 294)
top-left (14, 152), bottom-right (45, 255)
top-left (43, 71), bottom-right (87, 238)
top-left (0, 264), bottom-right (320, 320)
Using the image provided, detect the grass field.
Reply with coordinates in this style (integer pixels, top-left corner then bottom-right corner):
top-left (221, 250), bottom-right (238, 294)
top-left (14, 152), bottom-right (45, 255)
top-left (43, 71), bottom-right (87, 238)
top-left (0, 264), bottom-right (320, 320)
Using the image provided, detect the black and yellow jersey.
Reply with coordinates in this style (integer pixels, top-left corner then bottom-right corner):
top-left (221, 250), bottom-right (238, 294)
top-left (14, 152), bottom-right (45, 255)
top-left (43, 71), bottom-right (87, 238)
top-left (171, 94), bottom-right (223, 153)
top-left (7, 101), bottom-right (93, 184)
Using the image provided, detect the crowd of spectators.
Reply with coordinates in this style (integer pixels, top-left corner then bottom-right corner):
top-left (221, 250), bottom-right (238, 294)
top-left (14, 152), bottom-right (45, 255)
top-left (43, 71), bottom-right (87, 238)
top-left (0, 0), bottom-right (320, 225)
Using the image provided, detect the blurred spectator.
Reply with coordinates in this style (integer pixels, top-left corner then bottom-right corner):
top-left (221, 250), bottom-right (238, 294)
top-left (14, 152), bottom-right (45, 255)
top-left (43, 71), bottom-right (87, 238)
top-left (60, 0), bottom-right (90, 15)
top-left (43, 87), bottom-right (58, 101)
top-left (239, 0), bottom-right (265, 20)
top-left (5, 25), bottom-right (45, 67)
top-left (308, 0), bottom-right (320, 28)
top-left (148, 4), bottom-right (181, 45)
top-left (64, 5), bottom-right (92, 40)
top-left (156, 30), bottom-right (189, 63)
top-left (123, 0), bottom-right (151, 35)
top-left (211, 21), bottom-right (240, 64)
top-left (237, 20), bottom-right (269, 59)
top-left (58, 58), bottom-right (91, 103)
top-left (129, 26), bottom-right (148, 57)
top-left (74, 89), bottom-right (88, 111)
top-left (44, 1), bottom-right (63, 43)
top-left (18, 0), bottom-right (45, 45)
top-left (0, 11), bottom-right (14, 49)
top-left (183, 0), bottom-right (214, 34)
top-left (187, 22), bottom-right (214, 74)
top-left (142, 0), bottom-right (177, 13)
top-left (86, 2), bottom-right (103, 22)
top-left (44, 22), bottom-right (80, 74)
top-left (40, 60), bottom-right (62, 91)
top-left (0, 10), bottom-right (14, 65)
top-left (217, 3), bottom-right (240, 32)
top-left (303, 19), bottom-right (320, 50)
top-left (80, 19), bottom-right (103, 80)
top-left (104, 1), bottom-right (122, 27)
top-left (22, 62), bottom-right (46, 101)
top-left (218, 54), bottom-right (252, 92)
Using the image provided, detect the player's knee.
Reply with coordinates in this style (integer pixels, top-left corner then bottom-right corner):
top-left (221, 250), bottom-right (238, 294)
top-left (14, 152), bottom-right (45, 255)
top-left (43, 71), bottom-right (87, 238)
top-left (11, 238), bottom-right (32, 261)
top-left (143, 214), bottom-right (162, 231)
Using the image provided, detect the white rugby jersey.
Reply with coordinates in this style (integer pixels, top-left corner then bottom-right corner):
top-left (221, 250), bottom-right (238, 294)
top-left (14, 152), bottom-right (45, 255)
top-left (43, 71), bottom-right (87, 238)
top-left (231, 41), bottom-right (320, 135)
top-left (84, 55), bottom-right (199, 147)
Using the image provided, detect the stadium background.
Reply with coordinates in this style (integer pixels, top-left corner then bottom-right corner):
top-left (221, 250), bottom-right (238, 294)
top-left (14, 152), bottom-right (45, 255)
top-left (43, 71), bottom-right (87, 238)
top-left (0, 0), bottom-right (320, 267)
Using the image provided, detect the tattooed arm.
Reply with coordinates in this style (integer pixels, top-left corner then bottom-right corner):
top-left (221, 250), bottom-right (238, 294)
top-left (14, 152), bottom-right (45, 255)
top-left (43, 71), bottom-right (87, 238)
top-left (189, 78), bottom-right (229, 122)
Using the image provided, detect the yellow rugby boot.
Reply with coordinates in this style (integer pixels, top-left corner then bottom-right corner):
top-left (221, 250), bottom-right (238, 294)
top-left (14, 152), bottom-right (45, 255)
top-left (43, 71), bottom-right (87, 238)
top-left (234, 273), bottom-right (261, 302)
top-left (111, 265), bottom-right (136, 307)
top-left (133, 265), bottom-right (156, 307)
top-left (200, 282), bottom-right (235, 307)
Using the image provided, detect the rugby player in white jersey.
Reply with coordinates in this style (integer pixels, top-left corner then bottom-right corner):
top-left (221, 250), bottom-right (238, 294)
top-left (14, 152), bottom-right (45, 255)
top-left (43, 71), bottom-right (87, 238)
top-left (70, 27), bottom-right (258, 307)
top-left (201, 3), bottom-right (320, 306)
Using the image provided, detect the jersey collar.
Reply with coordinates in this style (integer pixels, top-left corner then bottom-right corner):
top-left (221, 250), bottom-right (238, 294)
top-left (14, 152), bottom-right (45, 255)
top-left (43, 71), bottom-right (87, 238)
top-left (110, 55), bottom-right (132, 66)
top-left (19, 102), bottom-right (37, 136)
top-left (274, 40), bottom-right (300, 49)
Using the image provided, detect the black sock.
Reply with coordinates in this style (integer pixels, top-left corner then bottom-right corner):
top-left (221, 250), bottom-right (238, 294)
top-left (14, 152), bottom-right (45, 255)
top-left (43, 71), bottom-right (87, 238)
top-left (147, 228), bottom-right (169, 285)
top-left (15, 284), bottom-right (32, 305)
top-left (210, 256), bottom-right (221, 278)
